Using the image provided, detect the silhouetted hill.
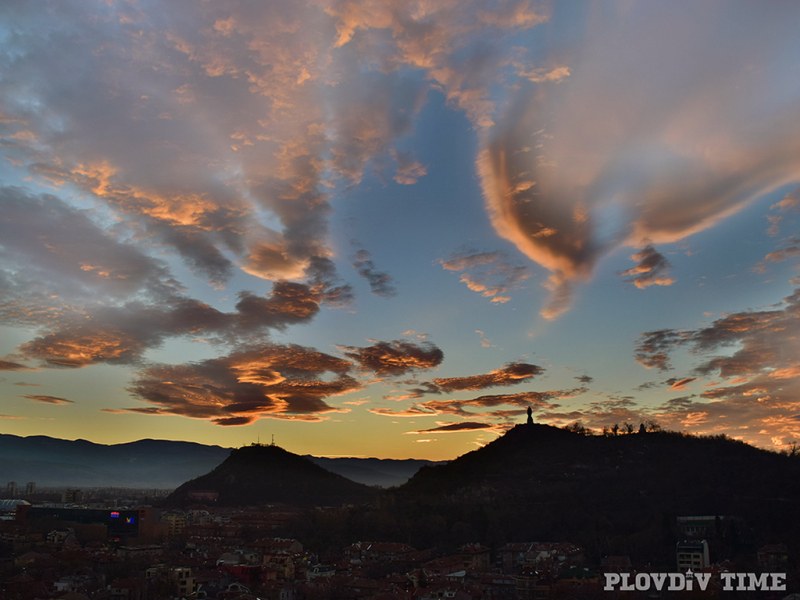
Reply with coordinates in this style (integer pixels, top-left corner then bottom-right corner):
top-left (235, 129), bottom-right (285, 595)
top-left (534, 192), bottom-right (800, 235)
top-left (386, 424), bottom-right (800, 562)
top-left (163, 444), bottom-right (378, 507)
top-left (0, 434), bottom-right (231, 488)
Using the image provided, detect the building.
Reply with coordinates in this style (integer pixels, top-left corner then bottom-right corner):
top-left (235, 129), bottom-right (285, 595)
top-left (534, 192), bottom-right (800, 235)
top-left (676, 515), bottom-right (743, 539)
top-left (24, 482), bottom-right (35, 496)
top-left (162, 510), bottom-right (188, 537)
top-left (18, 507), bottom-right (142, 542)
top-left (0, 499), bottom-right (30, 521)
top-left (62, 488), bottom-right (84, 504)
top-left (500, 542), bottom-right (584, 574)
top-left (170, 567), bottom-right (196, 597)
top-left (757, 544), bottom-right (789, 571)
top-left (6, 482), bottom-right (17, 497)
top-left (676, 540), bottom-right (710, 571)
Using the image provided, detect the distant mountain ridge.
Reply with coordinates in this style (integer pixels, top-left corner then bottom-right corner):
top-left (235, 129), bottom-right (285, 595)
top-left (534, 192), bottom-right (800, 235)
top-left (306, 455), bottom-right (440, 489)
top-left (0, 434), bottom-right (231, 489)
top-left (0, 434), bottom-right (437, 489)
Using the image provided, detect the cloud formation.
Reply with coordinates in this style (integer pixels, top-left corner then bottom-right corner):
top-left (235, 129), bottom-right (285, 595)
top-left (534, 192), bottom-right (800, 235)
top-left (0, 360), bottom-right (31, 371)
top-left (634, 288), bottom-right (800, 448)
top-left (478, 2), bottom-right (800, 317)
top-left (766, 190), bottom-right (799, 237)
top-left (440, 250), bottom-right (529, 304)
top-left (759, 238), bottom-right (800, 270)
top-left (406, 421), bottom-right (498, 434)
top-left (431, 362), bottom-right (544, 392)
top-left (341, 340), bottom-right (444, 376)
top-left (14, 280), bottom-right (329, 368)
top-left (667, 377), bottom-right (696, 391)
top-left (0, 187), bottom-right (345, 369)
top-left (2, 0), bottom-right (798, 453)
top-left (373, 386), bottom-right (584, 422)
top-left (621, 245), bottom-right (675, 289)
top-left (23, 395), bottom-right (73, 405)
top-left (127, 343), bottom-right (359, 425)
top-left (351, 249), bottom-right (397, 298)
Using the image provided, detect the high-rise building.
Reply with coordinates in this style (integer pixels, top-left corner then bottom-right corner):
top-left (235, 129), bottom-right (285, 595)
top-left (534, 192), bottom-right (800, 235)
top-left (25, 481), bottom-right (36, 496)
top-left (6, 481), bottom-right (17, 497)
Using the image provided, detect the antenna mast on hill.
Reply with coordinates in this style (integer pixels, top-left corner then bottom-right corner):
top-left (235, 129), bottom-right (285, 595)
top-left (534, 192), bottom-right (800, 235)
top-left (271, 434), bottom-right (275, 446)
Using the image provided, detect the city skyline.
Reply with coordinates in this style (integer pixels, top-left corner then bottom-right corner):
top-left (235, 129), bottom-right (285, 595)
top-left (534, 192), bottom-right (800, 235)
top-left (1, 0), bottom-right (799, 460)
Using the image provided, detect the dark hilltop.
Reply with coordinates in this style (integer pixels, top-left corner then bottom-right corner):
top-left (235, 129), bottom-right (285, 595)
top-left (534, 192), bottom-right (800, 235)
top-left (163, 442), bottom-right (378, 507)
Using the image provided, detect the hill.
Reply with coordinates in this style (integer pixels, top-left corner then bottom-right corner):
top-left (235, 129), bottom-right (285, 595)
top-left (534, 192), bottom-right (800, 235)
top-left (163, 443), bottom-right (378, 507)
top-left (382, 424), bottom-right (800, 562)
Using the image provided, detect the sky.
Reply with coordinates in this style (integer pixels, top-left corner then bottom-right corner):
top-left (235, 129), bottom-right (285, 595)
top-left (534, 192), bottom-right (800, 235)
top-left (1, 0), bottom-right (799, 461)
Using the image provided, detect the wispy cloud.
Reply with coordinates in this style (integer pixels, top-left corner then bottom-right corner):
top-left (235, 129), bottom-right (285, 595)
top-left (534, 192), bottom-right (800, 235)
top-left (667, 377), bottom-right (696, 391)
top-left (405, 421), bottom-right (500, 434)
top-left (372, 386), bottom-right (585, 423)
top-left (440, 250), bottom-right (530, 304)
top-left (621, 245), bottom-right (675, 289)
top-left (757, 237), bottom-right (800, 271)
top-left (351, 249), bottom-right (397, 298)
top-left (0, 359), bottom-right (32, 371)
top-left (766, 190), bottom-right (799, 236)
top-left (23, 394), bottom-right (73, 405)
top-left (431, 362), bottom-right (544, 392)
top-left (475, 329), bottom-right (494, 348)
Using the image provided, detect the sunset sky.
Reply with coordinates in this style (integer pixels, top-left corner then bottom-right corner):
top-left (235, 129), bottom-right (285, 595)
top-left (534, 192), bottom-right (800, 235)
top-left (1, 0), bottom-right (799, 460)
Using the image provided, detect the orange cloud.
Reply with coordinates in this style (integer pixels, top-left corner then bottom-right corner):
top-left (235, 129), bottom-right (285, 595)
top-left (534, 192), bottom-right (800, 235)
top-left (127, 343), bottom-right (359, 425)
top-left (668, 377), bottom-right (696, 391)
top-left (0, 359), bottom-right (32, 371)
top-left (21, 330), bottom-right (141, 368)
top-left (23, 394), bottom-right (73, 405)
top-left (341, 340), bottom-right (444, 376)
top-left (621, 245), bottom-right (675, 289)
top-left (432, 362), bottom-right (544, 392)
top-left (405, 421), bottom-right (500, 434)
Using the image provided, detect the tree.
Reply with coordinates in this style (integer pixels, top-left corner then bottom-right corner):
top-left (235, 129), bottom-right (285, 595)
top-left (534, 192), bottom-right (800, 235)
top-left (565, 421), bottom-right (593, 436)
top-left (784, 441), bottom-right (799, 457)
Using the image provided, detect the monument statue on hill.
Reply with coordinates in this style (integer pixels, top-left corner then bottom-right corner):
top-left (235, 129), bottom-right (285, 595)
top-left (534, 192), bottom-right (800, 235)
top-left (527, 406), bottom-right (533, 426)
